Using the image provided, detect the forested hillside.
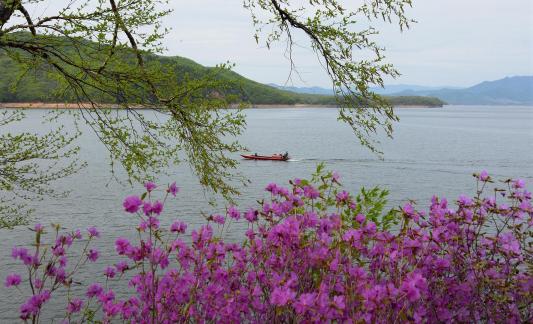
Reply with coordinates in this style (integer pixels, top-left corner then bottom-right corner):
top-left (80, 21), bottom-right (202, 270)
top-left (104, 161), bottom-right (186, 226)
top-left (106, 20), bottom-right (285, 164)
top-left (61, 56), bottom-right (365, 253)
top-left (0, 35), bottom-right (444, 107)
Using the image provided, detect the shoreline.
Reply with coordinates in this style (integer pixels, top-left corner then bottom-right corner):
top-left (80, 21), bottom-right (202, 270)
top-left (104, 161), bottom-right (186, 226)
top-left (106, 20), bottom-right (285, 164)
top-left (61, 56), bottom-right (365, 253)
top-left (250, 104), bottom-right (443, 109)
top-left (0, 102), bottom-right (444, 109)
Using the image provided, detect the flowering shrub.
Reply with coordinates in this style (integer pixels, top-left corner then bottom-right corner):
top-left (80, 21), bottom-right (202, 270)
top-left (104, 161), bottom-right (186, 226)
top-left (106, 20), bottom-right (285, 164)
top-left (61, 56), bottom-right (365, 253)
top-left (5, 170), bottom-right (533, 323)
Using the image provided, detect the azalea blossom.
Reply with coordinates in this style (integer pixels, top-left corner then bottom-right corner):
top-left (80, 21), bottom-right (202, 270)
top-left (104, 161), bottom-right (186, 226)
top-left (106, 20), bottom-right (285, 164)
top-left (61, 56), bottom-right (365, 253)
top-left (168, 182), bottom-right (179, 196)
top-left (123, 195), bottom-right (142, 213)
top-left (4, 274), bottom-right (21, 287)
top-left (5, 175), bottom-right (531, 323)
top-left (144, 181), bottom-right (157, 192)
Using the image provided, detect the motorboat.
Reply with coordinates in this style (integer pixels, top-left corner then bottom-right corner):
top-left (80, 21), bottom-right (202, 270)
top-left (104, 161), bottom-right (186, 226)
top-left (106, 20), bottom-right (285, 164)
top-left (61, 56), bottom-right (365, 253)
top-left (241, 153), bottom-right (289, 161)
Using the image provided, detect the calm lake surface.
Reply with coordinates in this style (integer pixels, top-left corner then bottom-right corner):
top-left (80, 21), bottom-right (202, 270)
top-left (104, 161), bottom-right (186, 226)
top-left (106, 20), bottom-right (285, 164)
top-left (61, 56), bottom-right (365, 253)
top-left (1, 105), bottom-right (532, 320)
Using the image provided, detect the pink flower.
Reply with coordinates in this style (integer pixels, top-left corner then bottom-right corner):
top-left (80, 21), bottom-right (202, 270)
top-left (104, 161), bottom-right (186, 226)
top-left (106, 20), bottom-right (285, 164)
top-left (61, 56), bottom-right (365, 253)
top-left (116, 261), bottom-right (129, 273)
top-left (147, 216), bottom-right (159, 230)
top-left (479, 170), bottom-right (489, 181)
top-left (12, 247), bottom-right (38, 266)
top-left (266, 183), bottom-right (278, 194)
top-left (294, 293), bottom-right (316, 314)
top-left (278, 187), bottom-right (289, 196)
top-left (144, 181), bottom-right (157, 192)
top-left (513, 179), bottom-right (526, 189)
top-left (66, 298), bottom-right (83, 314)
top-left (401, 272), bottom-right (427, 302)
top-left (170, 221), bottom-right (187, 233)
top-left (167, 182), bottom-right (179, 196)
top-left (86, 283), bottom-right (103, 298)
top-left (87, 249), bottom-right (99, 262)
top-left (342, 229), bottom-right (361, 242)
top-left (212, 214), bottom-right (225, 224)
top-left (143, 201), bottom-right (153, 215)
top-left (245, 229), bottom-right (256, 239)
top-left (34, 223), bottom-right (44, 233)
top-left (34, 279), bottom-right (43, 289)
top-left (72, 229), bottom-right (82, 239)
top-left (227, 206), bottom-right (240, 220)
top-left (52, 245), bottom-right (65, 257)
top-left (303, 185), bottom-right (319, 199)
top-left (115, 238), bottom-right (131, 255)
top-left (402, 203), bottom-right (415, 215)
top-left (59, 256), bottom-right (67, 267)
top-left (499, 232), bottom-right (520, 255)
top-left (244, 208), bottom-right (258, 222)
top-left (5, 274), bottom-right (21, 287)
top-left (19, 290), bottom-right (51, 319)
top-left (144, 201), bottom-right (163, 216)
top-left (151, 248), bottom-right (169, 269)
top-left (11, 246), bottom-right (28, 259)
top-left (151, 201), bottom-right (163, 215)
top-left (332, 295), bottom-right (345, 310)
top-left (402, 203), bottom-right (419, 221)
top-left (98, 289), bottom-right (115, 303)
top-left (458, 194), bottom-right (473, 206)
top-left (123, 195), bottom-right (142, 213)
top-left (55, 267), bottom-right (66, 283)
top-left (336, 190), bottom-right (349, 203)
top-left (104, 266), bottom-right (116, 278)
top-left (270, 287), bottom-right (296, 306)
top-left (87, 226), bottom-right (100, 238)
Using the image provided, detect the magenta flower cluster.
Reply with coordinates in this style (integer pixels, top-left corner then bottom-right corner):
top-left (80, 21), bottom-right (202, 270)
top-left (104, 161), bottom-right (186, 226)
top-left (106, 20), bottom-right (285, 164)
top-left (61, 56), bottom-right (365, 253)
top-left (5, 174), bottom-right (532, 323)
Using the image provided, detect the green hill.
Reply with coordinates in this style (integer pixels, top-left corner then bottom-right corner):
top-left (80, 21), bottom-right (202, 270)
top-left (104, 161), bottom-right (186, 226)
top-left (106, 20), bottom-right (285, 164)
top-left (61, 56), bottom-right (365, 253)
top-left (0, 37), bottom-right (444, 107)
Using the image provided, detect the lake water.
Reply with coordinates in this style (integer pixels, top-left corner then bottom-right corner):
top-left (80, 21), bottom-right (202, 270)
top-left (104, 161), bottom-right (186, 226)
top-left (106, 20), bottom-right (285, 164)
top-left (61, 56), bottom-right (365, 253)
top-left (1, 105), bottom-right (532, 321)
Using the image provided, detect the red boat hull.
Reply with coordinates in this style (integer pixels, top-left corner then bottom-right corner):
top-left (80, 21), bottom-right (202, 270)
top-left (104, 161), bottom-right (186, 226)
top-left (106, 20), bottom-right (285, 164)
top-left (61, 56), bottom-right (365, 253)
top-left (241, 154), bottom-right (289, 161)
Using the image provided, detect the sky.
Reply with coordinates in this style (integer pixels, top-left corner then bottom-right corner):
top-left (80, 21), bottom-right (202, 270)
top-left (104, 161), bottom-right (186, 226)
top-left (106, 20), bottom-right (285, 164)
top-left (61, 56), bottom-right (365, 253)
top-left (19, 0), bottom-right (533, 88)
top-left (162, 0), bottom-right (533, 88)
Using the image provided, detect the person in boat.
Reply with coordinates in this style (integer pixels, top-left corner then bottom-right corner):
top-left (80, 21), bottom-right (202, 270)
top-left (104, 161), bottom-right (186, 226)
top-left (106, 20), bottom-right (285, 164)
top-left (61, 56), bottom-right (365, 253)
top-left (283, 151), bottom-right (289, 160)
top-left (254, 153), bottom-right (258, 156)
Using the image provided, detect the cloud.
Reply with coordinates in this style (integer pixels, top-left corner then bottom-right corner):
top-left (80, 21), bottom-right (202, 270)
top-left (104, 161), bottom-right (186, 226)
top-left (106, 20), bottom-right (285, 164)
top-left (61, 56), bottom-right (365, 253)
top-left (17, 0), bottom-right (533, 87)
top-left (162, 0), bottom-right (532, 87)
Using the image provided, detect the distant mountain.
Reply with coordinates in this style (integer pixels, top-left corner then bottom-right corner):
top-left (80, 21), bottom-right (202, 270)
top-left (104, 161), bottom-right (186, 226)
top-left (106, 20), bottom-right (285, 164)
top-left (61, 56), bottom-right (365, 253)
top-left (269, 83), bottom-right (461, 96)
top-left (270, 76), bottom-right (533, 105)
top-left (369, 84), bottom-right (462, 95)
top-left (389, 76), bottom-right (533, 105)
top-left (267, 84), bottom-right (334, 95)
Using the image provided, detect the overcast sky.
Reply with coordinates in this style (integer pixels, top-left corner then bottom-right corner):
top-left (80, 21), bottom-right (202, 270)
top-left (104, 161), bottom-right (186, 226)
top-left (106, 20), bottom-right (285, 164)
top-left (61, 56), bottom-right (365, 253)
top-left (24, 0), bottom-right (533, 88)
top-left (160, 0), bottom-right (533, 88)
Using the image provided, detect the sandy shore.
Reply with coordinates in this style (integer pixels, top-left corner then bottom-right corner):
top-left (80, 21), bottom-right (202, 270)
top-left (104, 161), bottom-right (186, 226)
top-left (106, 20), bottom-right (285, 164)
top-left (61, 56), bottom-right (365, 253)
top-left (0, 102), bottom-right (443, 109)
top-left (0, 102), bottom-right (138, 109)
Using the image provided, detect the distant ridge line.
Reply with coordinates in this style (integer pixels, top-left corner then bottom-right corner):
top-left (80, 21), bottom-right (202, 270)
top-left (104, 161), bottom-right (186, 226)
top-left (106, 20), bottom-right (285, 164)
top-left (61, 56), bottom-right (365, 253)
top-left (269, 76), bottom-right (533, 105)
